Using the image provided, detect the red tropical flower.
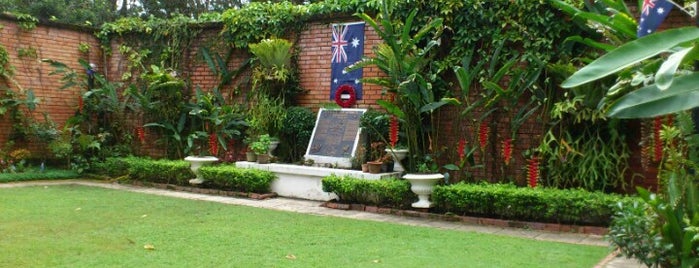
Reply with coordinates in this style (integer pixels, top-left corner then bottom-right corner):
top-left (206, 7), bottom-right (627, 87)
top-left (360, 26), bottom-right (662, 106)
top-left (502, 138), bottom-right (512, 165)
top-left (653, 116), bottom-right (662, 162)
top-left (458, 138), bottom-right (466, 162)
top-left (209, 133), bottom-right (219, 156)
top-left (77, 94), bottom-right (84, 113)
top-left (527, 156), bottom-right (539, 188)
top-left (135, 126), bottom-right (145, 144)
top-left (389, 115), bottom-right (399, 148)
top-left (478, 122), bottom-right (489, 151)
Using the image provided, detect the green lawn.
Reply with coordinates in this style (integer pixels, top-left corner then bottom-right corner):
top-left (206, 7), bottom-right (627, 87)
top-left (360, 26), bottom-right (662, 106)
top-left (0, 185), bottom-right (609, 267)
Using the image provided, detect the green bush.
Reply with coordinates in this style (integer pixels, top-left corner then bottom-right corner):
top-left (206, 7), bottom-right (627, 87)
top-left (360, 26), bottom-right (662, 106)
top-left (0, 168), bottom-right (80, 182)
top-left (127, 158), bottom-right (192, 185)
top-left (91, 157), bottom-right (131, 177)
top-left (93, 157), bottom-right (192, 185)
top-left (607, 200), bottom-right (666, 267)
top-left (199, 165), bottom-right (275, 193)
top-left (321, 175), bottom-right (412, 208)
top-left (279, 106), bottom-right (315, 163)
top-left (432, 182), bottom-right (635, 226)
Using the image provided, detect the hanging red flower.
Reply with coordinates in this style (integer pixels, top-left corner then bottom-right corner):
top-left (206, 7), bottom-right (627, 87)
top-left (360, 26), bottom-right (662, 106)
top-left (77, 94), bottom-right (84, 113)
top-left (209, 133), bottom-right (219, 156)
top-left (135, 126), bottom-right (145, 144)
top-left (334, 84), bottom-right (356, 108)
top-left (653, 116), bottom-right (662, 162)
top-left (502, 138), bottom-right (512, 165)
top-left (527, 156), bottom-right (539, 188)
top-left (478, 122), bottom-right (489, 152)
top-left (389, 115), bottom-right (399, 147)
top-left (458, 139), bottom-right (466, 162)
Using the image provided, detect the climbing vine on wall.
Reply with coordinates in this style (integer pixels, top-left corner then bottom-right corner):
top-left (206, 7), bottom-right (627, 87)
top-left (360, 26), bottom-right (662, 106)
top-left (97, 14), bottom-right (203, 73)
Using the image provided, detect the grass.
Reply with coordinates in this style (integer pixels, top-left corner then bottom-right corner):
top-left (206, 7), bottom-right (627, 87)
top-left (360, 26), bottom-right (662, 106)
top-left (0, 185), bottom-right (610, 267)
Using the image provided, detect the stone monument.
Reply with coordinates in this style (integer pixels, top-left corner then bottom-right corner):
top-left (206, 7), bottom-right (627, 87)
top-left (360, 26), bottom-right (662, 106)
top-left (305, 108), bottom-right (366, 168)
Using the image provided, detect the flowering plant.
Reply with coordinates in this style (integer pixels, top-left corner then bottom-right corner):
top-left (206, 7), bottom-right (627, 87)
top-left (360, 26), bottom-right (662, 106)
top-left (348, 4), bottom-right (458, 172)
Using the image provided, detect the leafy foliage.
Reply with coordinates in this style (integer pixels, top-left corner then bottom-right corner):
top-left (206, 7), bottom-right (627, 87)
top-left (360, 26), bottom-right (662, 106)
top-left (348, 2), bottom-right (459, 172)
top-left (432, 182), bottom-right (634, 226)
top-left (0, 168), bottom-right (80, 182)
top-left (199, 164), bottom-right (275, 193)
top-left (321, 174), bottom-right (413, 208)
top-left (94, 156), bottom-right (192, 185)
top-left (278, 106), bottom-right (315, 163)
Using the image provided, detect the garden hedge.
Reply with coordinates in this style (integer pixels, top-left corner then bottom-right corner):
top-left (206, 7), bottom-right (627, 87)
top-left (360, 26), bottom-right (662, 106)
top-left (93, 157), bottom-right (192, 185)
top-left (432, 182), bottom-right (636, 226)
top-left (199, 165), bottom-right (275, 193)
top-left (94, 157), bottom-right (276, 193)
top-left (321, 174), bottom-right (413, 208)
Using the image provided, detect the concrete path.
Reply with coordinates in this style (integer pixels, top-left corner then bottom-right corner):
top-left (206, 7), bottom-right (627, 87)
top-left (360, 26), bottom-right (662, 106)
top-left (0, 180), bottom-right (645, 268)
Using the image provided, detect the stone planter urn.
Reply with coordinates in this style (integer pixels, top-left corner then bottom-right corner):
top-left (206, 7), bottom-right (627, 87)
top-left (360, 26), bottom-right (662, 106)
top-left (385, 148), bottom-right (408, 172)
top-left (184, 156), bottom-right (219, 185)
top-left (403, 173), bottom-right (444, 208)
top-left (268, 140), bottom-right (280, 156)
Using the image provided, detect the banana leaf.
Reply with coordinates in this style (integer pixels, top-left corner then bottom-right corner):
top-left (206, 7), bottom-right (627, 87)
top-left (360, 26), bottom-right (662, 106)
top-left (655, 47), bottom-right (693, 90)
top-left (606, 73), bottom-right (699, 118)
top-left (562, 27), bottom-right (699, 88)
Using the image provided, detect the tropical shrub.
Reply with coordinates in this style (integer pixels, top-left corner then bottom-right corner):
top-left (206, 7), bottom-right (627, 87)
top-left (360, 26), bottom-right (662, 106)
top-left (608, 199), bottom-right (672, 267)
top-left (278, 106), bottom-right (315, 163)
top-left (432, 182), bottom-right (634, 226)
top-left (94, 157), bottom-right (192, 185)
top-left (321, 175), bottom-right (413, 208)
top-left (347, 2), bottom-right (458, 172)
top-left (199, 165), bottom-right (275, 193)
top-left (0, 169), bottom-right (79, 182)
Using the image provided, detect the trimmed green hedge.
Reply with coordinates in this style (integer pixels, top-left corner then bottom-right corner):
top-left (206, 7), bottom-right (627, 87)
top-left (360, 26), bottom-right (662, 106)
top-left (94, 157), bottom-right (276, 193)
top-left (432, 183), bottom-right (636, 226)
top-left (0, 168), bottom-right (80, 182)
top-left (93, 157), bottom-right (192, 185)
top-left (199, 165), bottom-right (275, 193)
top-left (321, 175), bottom-right (413, 208)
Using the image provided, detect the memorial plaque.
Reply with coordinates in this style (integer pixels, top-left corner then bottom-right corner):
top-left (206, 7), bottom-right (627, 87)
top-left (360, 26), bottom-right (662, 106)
top-left (305, 108), bottom-right (366, 168)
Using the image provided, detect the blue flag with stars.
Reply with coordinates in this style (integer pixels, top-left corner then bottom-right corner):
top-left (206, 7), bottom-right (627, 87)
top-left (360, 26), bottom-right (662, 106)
top-left (638, 0), bottom-right (674, 37)
top-left (330, 22), bottom-right (364, 100)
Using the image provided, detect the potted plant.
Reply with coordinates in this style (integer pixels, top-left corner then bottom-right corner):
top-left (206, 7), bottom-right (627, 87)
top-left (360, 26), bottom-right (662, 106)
top-left (365, 141), bottom-right (386, 174)
top-left (243, 136), bottom-right (257, 162)
top-left (251, 134), bottom-right (272, 164)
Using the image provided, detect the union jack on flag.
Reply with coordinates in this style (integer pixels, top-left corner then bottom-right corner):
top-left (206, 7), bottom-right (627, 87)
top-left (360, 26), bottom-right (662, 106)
top-left (330, 22), bottom-right (365, 100)
top-left (332, 25), bottom-right (349, 63)
top-left (638, 0), bottom-right (674, 37)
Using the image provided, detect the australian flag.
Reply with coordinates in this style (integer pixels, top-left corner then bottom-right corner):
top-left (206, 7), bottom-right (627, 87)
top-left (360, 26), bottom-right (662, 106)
top-left (638, 0), bottom-right (674, 37)
top-left (331, 22), bottom-right (365, 100)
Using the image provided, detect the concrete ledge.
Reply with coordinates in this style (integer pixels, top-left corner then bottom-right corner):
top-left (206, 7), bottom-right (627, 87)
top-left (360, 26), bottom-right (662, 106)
top-left (236, 161), bottom-right (401, 201)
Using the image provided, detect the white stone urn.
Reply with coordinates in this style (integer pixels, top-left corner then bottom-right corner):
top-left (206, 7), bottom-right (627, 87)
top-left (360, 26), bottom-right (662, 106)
top-left (184, 156), bottom-right (219, 185)
top-left (385, 148), bottom-right (409, 172)
top-left (268, 140), bottom-right (280, 156)
top-left (403, 173), bottom-right (444, 208)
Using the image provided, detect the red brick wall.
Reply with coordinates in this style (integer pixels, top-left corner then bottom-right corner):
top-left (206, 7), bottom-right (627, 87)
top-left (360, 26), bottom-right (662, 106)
top-left (297, 21), bottom-right (385, 110)
top-left (1, 9), bottom-right (696, 190)
top-left (0, 16), bottom-right (102, 152)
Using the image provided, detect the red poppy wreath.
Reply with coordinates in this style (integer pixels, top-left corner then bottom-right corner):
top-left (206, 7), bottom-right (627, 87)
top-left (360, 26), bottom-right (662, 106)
top-left (334, 84), bottom-right (356, 108)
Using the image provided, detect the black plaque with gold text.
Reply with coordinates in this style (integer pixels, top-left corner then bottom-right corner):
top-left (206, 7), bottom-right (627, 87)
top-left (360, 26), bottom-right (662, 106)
top-left (307, 109), bottom-right (365, 158)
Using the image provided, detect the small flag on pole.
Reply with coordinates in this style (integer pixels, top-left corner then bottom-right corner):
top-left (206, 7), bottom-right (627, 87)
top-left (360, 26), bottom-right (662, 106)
top-left (637, 0), bottom-right (674, 37)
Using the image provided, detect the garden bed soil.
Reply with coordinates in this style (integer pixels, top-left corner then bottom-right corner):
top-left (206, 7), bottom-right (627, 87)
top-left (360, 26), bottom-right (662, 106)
top-left (322, 201), bottom-right (608, 235)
